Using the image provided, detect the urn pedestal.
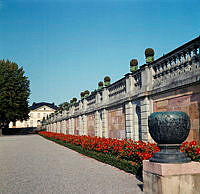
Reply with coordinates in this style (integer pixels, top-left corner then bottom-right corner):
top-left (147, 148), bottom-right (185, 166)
top-left (143, 112), bottom-right (200, 194)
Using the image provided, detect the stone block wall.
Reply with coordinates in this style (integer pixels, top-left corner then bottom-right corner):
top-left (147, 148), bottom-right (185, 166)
top-left (66, 120), bottom-right (69, 134)
top-left (153, 85), bottom-right (200, 141)
top-left (46, 36), bottom-right (200, 142)
top-left (74, 117), bottom-right (79, 135)
top-left (107, 106), bottom-right (125, 139)
top-left (87, 113), bottom-right (95, 136)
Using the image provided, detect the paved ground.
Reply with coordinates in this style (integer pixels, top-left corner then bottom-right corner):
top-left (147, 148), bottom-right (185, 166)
top-left (0, 135), bottom-right (143, 194)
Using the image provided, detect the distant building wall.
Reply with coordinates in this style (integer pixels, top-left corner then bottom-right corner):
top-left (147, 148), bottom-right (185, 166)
top-left (9, 104), bottom-right (56, 128)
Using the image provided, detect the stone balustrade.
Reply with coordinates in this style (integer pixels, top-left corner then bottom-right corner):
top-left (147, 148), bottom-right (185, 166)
top-left (46, 36), bottom-right (200, 142)
top-left (151, 36), bottom-right (200, 89)
top-left (74, 103), bottom-right (80, 113)
top-left (108, 77), bottom-right (126, 101)
top-left (86, 93), bottom-right (96, 109)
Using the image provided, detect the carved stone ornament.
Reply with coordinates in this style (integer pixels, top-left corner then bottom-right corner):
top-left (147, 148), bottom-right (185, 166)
top-left (148, 111), bottom-right (191, 163)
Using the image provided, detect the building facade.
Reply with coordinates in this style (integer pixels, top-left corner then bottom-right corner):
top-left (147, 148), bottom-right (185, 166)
top-left (9, 102), bottom-right (57, 128)
top-left (46, 36), bottom-right (200, 142)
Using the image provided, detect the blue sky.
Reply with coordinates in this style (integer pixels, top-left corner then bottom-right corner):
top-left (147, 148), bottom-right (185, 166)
top-left (0, 0), bottom-right (199, 106)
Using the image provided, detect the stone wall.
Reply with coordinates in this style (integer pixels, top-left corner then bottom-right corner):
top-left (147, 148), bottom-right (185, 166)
top-left (108, 106), bottom-right (125, 139)
top-left (47, 36), bottom-right (200, 142)
top-left (74, 117), bottom-right (79, 135)
top-left (66, 120), bottom-right (69, 134)
top-left (87, 113), bottom-right (95, 136)
top-left (153, 85), bottom-right (200, 141)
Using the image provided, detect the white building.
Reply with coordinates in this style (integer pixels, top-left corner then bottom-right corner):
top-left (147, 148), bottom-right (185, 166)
top-left (9, 102), bottom-right (57, 128)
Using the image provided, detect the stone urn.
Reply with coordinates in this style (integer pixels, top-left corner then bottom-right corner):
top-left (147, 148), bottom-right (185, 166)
top-left (148, 111), bottom-right (191, 163)
top-left (104, 76), bottom-right (111, 87)
top-left (130, 59), bottom-right (138, 72)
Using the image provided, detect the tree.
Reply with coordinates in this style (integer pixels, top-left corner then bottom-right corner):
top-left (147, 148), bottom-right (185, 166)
top-left (0, 60), bottom-right (30, 135)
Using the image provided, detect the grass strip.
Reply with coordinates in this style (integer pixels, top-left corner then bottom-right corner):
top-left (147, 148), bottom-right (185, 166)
top-left (39, 134), bottom-right (142, 177)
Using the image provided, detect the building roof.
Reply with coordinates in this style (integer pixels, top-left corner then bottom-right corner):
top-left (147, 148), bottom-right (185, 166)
top-left (30, 102), bottom-right (58, 110)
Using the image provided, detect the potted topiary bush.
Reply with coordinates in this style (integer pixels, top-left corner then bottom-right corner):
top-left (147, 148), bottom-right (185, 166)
top-left (104, 76), bottom-right (111, 87)
top-left (84, 90), bottom-right (90, 98)
top-left (91, 90), bottom-right (98, 95)
top-left (80, 92), bottom-right (85, 100)
top-left (98, 81), bottom-right (104, 90)
top-left (70, 98), bottom-right (77, 105)
top-left (72, 97), bottom-right (77, 102)
top-left (145, 48), bottom-right (155, 63)
top-left (130, 59), bottom-right (138, 72)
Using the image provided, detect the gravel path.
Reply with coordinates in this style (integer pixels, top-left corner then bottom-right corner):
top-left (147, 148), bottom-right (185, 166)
top-left (0, 135), bottom-right (143, 194)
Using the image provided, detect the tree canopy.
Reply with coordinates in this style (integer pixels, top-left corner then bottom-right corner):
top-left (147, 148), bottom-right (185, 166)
top-left (0, 60), bottom-right (30, 130)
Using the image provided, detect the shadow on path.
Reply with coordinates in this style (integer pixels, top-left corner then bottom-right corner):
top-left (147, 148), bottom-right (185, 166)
top-left (2, 127), bottom-right (37, 135)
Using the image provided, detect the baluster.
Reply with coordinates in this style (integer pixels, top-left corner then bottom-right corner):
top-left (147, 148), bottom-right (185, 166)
top-left (160, 62), bottom-right (165, 74)
top-left (134, 74), bottom-right (137, 87)
top-left (186, 48), bottom-right (192, 62)
top-left (160, 62), bottom-right (165, 80)
top-left (192, 46), bottom-right (198, 57)
top-left (137, 74), bottom-right (139, 87)
top-left (163, 60), bottom-right (168, 72)
top-left (180, 52), bottom-right (186, 65)
top-left (138, 73), bottom-right (142, 88)
top-left (176, 54), bottom-right (181, 67)
top-left (172, 56), bottom-right (176, 67)
top-left (178, 53), bottom-right (183, 65)
top-left (194, 47), bottom-right (198, 55)
top-left (166, 59), bottom-right (171, 79)
top-left (157, 63), bottom-right (161, 77)
top-left (152, 65), bottom-right (157, 79)
top-left (163, 60), bottom-right (168, 79)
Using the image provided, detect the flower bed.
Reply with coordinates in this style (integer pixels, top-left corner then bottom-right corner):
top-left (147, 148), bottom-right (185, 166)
top-left (39, 131), bottom-right (200, 177)
top-left (39, 131), bottom-right (159, 176)
top-left (180, 141), bottom-right (200, 162)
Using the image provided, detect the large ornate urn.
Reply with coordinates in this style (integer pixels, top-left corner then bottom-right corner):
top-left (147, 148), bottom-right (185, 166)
top-left (148, 111), bottom-right (191, 163)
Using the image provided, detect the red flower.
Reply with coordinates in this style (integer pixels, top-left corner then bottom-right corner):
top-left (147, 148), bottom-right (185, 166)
top-left (39, 131), bottom-right (200, 166)
top-left (190, 141), bottom-right (197, 146)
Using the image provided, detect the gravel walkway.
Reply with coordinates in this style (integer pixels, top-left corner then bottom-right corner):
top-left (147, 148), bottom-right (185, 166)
top-left (0, 135), bottom-right (143, 194)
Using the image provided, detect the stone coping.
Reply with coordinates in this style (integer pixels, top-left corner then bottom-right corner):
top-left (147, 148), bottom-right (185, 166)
top-left (143, 160), bottom-right (200, 176)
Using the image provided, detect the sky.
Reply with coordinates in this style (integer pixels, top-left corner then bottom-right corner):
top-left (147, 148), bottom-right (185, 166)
top-left (0, 0), bottom-right (199, 106)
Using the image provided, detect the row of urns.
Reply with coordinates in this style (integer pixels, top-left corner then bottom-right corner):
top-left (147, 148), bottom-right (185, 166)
top-left (71, 48), bottom-right (155, 102)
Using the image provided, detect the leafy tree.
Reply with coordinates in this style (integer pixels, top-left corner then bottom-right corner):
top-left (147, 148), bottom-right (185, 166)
top-left (0, 60), bottom-right (30, 135)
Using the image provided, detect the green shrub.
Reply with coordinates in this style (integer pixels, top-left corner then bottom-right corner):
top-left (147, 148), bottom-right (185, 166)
top-left (130, 59), bottom-right (138, 67)
top-left (145, 48), bottom-right (154, 57)
top-left (104, 76), bottom-right (111, 82)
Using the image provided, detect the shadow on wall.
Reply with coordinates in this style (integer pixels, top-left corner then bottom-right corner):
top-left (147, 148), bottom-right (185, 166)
top-left (136, 104), bottom-right (142, 140)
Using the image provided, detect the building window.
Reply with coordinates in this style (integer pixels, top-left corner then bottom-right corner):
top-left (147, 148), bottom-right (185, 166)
top-left (37, 113), bottom-right (40, 118)
top-left (37, 120), bottom-right (41, 126)
top-left (43, 113), bottom-right (46, 117)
